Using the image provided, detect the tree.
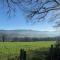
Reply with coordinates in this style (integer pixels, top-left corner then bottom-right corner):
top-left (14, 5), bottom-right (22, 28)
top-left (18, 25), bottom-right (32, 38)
top-left (1, 0), bottom-right (60, 27)
top-left (2, 34), bottom-right (7, 42)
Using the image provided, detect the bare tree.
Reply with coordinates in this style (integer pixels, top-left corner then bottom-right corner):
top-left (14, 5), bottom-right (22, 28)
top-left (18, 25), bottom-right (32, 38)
top-left (1, 0), bottom-right (60, 27)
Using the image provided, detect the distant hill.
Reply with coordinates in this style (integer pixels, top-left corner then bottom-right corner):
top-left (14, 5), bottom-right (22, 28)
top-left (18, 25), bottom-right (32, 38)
top-left (0, 30), bottom-right (60, 41)
top-left (0, 30), bottom-right (60, 37)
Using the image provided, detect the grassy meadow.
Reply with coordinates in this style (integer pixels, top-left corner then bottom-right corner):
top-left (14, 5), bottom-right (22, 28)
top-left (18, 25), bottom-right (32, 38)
top-left (0, 41), bottom-right (56, 60)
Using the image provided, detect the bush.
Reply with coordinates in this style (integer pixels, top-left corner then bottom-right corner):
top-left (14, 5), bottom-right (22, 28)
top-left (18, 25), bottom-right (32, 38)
top-left (46, 42), bottom-right (60, 60)
top-left (27, 48), bottom-right (48, 60)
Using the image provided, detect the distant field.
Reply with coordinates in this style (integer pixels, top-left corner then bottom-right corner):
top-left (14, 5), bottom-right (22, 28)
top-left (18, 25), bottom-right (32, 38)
top-left (0, 41), bottom-right (56, 60)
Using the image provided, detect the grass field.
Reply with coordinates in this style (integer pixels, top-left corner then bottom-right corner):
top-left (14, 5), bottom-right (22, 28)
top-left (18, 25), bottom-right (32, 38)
top-left (0, 41), bottom-right (56, 60)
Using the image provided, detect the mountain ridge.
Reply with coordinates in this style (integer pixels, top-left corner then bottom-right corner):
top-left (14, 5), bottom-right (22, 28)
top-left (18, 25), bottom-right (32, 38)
top-left (0, 30), bottom-right (60, 38)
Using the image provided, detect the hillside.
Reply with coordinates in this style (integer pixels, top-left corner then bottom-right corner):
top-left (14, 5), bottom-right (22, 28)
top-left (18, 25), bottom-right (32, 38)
top-left (0, 30), bottom-right (60, 41)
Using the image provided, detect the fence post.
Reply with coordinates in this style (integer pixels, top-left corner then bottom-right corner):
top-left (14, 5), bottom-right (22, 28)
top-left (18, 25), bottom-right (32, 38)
top-left (20, 49), bottom-right (26, 60)
top-left (50, 45), bottom-right (53, 60)
top-left (46, 44), bottom-right (54, 60)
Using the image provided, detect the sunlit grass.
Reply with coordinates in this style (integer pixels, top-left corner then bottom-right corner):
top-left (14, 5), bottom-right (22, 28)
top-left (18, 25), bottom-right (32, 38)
top-left (0, 41), bottom-right (56, 60)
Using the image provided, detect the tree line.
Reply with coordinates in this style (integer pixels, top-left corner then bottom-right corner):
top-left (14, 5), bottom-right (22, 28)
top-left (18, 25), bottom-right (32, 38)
top-left (0, 33), bottom-right (60, 42)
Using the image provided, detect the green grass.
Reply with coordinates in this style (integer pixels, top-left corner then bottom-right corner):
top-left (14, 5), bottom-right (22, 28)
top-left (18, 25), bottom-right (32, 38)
top-left (0, 41), bottom-right (56, 60)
